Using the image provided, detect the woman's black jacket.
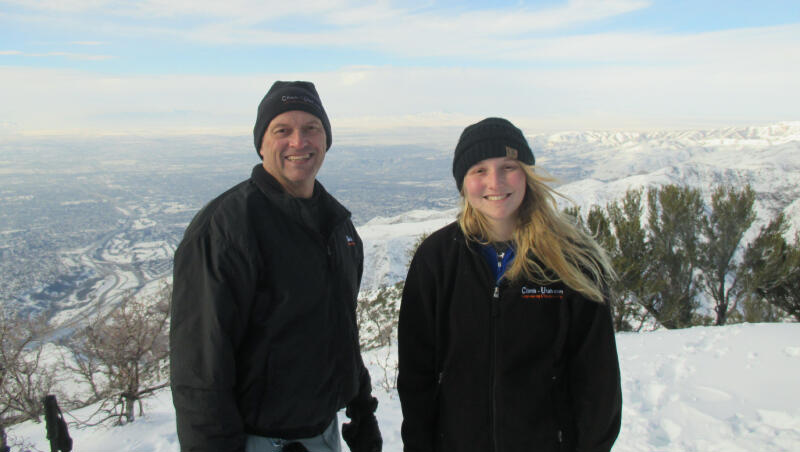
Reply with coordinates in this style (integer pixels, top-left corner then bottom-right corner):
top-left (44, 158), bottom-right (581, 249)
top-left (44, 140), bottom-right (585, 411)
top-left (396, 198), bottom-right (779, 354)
top-left (170, 165), bottom-right (371, 451)
top-left (397, 222), bottom-right (622, 452)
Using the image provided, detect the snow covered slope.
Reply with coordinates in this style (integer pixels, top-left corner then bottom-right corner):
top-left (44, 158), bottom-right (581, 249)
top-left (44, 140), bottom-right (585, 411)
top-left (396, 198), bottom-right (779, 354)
top-left (358, 208), bottom-right (457, 291)
top-left (357, 121), bottom-right (800, 292)
top-left (537, 121), bottom-right (800, 236)
top-left (10, 323), bottom-right (800, 451)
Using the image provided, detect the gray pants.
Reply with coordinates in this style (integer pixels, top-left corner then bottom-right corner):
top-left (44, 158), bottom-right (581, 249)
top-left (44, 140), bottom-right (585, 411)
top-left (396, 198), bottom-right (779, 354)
top-left (245, 418), bottom-right (341, 452)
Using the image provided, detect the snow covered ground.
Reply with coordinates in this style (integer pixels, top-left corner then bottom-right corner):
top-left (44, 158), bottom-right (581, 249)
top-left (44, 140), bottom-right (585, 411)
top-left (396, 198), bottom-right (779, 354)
top-left (10, 323), bottom-right (800, 451)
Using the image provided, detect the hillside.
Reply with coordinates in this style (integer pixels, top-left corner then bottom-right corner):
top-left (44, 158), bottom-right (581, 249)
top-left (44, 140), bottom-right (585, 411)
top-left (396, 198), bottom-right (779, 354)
top-left (9, 323), bottom-right (800, 451)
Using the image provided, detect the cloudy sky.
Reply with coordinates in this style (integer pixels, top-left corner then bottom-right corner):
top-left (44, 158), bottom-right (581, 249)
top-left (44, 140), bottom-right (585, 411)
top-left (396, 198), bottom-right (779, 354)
top-left (1, 0), bottom-right (798, 141)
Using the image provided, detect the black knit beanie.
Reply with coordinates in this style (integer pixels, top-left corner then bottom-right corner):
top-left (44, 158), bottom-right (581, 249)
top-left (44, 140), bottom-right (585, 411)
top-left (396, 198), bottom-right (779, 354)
top-left (253, 81), bottom-right (332, 158)
top-left (452, 117), bottom-right (535, 191)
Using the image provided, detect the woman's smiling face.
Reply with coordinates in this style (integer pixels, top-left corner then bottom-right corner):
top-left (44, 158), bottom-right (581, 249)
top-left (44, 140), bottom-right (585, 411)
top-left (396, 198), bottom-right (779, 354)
top-left (462, 156), bottom-right (526, 239)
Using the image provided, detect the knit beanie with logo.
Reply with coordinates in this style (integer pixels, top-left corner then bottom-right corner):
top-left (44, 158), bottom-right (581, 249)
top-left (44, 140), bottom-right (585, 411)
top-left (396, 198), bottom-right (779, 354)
top-left (452, 117), bottom-right (535, 191)
top-left (253, 81), bottom-right (332, 158)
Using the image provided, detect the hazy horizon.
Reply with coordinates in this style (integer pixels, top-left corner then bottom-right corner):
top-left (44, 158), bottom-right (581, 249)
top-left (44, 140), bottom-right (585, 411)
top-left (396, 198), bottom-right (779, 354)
top-left (2, 0), bottom-right (798, 137)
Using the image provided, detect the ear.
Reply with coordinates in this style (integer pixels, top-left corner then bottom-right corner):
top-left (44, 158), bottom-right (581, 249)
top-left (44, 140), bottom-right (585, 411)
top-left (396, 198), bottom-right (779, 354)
top-left (258, 129), bottom-right (269, 158)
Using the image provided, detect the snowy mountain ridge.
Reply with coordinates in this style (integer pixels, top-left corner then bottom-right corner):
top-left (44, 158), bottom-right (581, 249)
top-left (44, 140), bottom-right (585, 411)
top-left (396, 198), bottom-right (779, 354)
top-left (535, 121), bottom-right (800, 149)
top-left (358, 121), bottom-right (800, 292)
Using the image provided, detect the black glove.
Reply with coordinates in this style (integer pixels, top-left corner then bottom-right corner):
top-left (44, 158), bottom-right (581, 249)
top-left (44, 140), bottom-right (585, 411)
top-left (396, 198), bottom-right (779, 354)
top-left (342, 396), bottom-right (382, 452)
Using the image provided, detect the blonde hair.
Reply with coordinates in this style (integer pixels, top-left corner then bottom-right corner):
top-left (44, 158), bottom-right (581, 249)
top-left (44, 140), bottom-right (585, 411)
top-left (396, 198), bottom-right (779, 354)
top-left (457, 164), bottom-right (615, 303)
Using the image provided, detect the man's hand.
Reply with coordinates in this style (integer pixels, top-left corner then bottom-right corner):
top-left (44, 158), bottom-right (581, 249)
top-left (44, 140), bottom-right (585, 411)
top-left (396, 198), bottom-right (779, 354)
top-left (342, 397), bottom-right (382, 452)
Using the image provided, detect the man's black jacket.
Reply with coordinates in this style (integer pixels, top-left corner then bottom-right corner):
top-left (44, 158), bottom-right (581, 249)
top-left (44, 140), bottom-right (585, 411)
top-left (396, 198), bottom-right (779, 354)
top-left (170, 165), bottom-right (370, 451)
top-left (398, 223), bottom-right (622, 452)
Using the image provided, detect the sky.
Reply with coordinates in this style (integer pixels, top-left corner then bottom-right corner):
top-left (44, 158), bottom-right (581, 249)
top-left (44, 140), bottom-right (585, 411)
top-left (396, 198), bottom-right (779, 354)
top-left (1, 0), bottom-right (799, 141)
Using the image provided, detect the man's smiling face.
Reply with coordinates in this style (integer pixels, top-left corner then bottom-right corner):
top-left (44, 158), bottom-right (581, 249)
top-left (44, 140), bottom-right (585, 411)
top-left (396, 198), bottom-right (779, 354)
top-left (259, 110), bottom-right (327, 198)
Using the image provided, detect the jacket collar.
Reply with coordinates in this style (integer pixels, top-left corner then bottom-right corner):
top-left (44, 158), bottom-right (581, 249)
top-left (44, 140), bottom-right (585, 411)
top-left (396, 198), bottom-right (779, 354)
top-left (250, 164), bottom-right (352, 230)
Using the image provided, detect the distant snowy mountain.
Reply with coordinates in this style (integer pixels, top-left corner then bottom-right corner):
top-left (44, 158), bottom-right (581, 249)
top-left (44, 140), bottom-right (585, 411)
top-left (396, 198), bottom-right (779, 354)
top-left (357, 121), bottom-right (800, 292)
top-left (536, 121), bottom-right (800, 235)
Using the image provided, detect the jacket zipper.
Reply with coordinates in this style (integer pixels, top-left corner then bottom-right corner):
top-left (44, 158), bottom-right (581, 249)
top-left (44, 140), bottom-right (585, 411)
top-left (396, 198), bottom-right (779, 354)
top-left (491, 284), bottom-right (500, 452)
top-left (490, 250), bottom-right (505, 452)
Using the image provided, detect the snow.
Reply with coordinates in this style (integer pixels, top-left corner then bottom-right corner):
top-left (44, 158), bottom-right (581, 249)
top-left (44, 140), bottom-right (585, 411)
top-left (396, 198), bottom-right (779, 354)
top-left (7, 122), bottom-right (800, 450)
top-left (131, 218), bottom-right (157, 230)
top-left (531, 121), bottom-right (800, 237)
top-left (358, 208), bottom-right (457, 291)
top-left (614, 323), bottom-right (800, 451)
top-left (10, 323), bottom-right (800, 451)
top-left (101, 238), bottom-right (174, 264)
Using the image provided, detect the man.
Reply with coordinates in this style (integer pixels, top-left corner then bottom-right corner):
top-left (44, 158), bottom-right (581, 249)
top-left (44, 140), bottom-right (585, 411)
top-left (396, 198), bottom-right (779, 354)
top-left (170, 81), bottom-right (382, 452)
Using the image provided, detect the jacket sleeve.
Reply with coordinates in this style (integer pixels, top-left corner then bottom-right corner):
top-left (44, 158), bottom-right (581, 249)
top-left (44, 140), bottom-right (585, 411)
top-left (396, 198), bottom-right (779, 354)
top-left (566, 295), bottom-right (623, 452)
top-left (397, 251), bottom-right (439, 452)
top-left (347, 233), bottom-right (377, 414)
top-left (170, 228), bottom-right (257, 452)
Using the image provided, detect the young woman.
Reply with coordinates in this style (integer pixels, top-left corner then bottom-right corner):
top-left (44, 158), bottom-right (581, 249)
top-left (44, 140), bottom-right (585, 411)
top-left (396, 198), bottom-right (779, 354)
top-left (398, 118), bottom-right (622, 452)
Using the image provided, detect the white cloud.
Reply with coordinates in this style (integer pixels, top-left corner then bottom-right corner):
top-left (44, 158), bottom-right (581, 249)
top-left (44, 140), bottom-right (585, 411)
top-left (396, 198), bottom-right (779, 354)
top-left (3, 0), bottom-right (648, 23)
top-left (2, 0), bottom-right (352, 20)
top-left (6, 0), bottom-right (794, 73)
top-left (0, 49), bottom-right (112, 60)
top-left (2, 1), bottom-right (797, 138)
top-left (123, 0), bottom-right (348, 23)
top-left (48, 1), bottom-right (789, 72)
top-left (1, 60), bottom-right (796, 139)
top-left (1, 0), bottom-right (112, 13)
top-left (2, 0), bottom-right (652, 53)
top-left (41, 51), bottom-right (113, 60)
top-left (407, 0), bottom-right (651, 34)
top-left (0, 67), bottom-right (262, 135)
top-left (150, 0), bottom-right (651, 53)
